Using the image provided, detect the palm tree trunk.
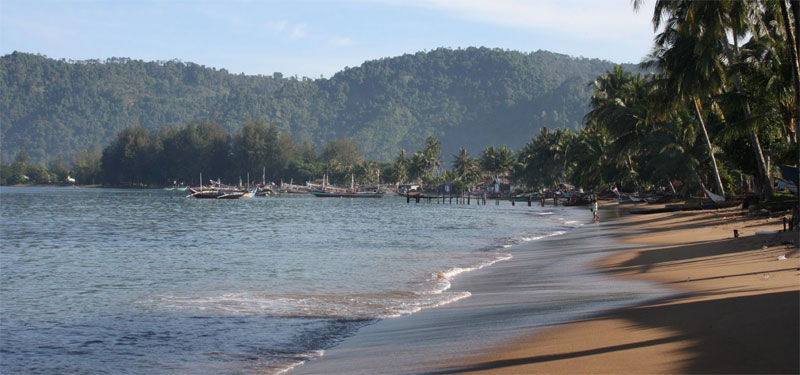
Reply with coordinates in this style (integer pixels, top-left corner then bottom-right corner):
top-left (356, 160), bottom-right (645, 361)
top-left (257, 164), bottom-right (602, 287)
top-left (693, 170), bottom-right (710, 195)
top-left (625, 155), bottom-right (641, 192)
top-left (720, 21), bottom-right (773, 199)
top-left (667, 178), bottom-right (677, 194)
top-left (693, 97), bottom-right (725, 197)
top-left (781, 0), bottom-right (800, 146)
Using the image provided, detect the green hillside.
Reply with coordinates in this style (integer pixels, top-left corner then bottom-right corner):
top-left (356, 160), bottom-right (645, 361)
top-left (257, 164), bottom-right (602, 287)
top-left (0, 48), bottom-right (634, 162)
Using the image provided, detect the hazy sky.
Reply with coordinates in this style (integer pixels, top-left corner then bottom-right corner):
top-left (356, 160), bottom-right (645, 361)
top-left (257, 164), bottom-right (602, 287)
top-left (1, 0), bottom-right (658, 78)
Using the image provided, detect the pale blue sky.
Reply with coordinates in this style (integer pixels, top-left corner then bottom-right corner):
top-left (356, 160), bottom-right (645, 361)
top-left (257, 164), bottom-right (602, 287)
top-left (1, 0), bottom-right (658, 78)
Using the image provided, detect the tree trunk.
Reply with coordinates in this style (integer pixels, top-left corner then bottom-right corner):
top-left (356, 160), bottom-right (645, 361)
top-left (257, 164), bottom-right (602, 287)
top-left (721, 22), bottom-right (773, 199)
top-left (693, 97), bottom-right (725, 197)
top-left (781, 0), bottom-right (800, 146)
top-left (625, 155), bottom-right (641, 192)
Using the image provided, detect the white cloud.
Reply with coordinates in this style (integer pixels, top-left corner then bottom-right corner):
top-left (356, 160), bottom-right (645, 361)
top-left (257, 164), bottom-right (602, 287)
top-left (265, 20), bottom-right (307, 40)
top-left (267, 20), bottom-right (289, 32)
top-left (290, 23), bottom-right (307, 39)
top-left (328, 36), bottom-right (355, 48)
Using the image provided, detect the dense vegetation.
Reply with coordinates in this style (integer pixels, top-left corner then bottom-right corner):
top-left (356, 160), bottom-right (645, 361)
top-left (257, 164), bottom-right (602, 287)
top-left (3, 1), bottom-right (797, 206)
top-left (0, 48), bottom-right (632, 163)
top-left (517, 0), bottom-right (799, 202)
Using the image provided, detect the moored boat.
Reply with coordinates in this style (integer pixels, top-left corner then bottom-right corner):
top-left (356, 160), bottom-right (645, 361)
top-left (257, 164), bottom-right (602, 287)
top-left (188, 187), bottom-right (246, 199)
top-left (310, 189), bottom-right (384, 198)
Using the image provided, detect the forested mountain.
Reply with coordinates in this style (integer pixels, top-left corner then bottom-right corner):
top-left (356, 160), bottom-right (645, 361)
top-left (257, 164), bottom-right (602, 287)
top-left (0, 48), bottom-right (635, 162)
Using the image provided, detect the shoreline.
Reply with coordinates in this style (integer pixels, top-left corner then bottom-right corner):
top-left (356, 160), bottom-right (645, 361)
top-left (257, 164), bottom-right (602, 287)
top-left (427, 206), bottom-right (799, 374)
top-left (290, 205), bottom-right (674, 374)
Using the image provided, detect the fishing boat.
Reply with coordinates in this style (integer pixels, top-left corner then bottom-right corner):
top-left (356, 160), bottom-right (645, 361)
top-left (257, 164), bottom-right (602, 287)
top-left (187, 187), bottom-right (246, 199)
top-left (310, 190), bottom-right (384, 198)
top-left (396, 184), bottom-right (421, 197)
top-left (310, 174), bottom-right (384, 198)
top-left (186, 174), bottom-right (250, 199)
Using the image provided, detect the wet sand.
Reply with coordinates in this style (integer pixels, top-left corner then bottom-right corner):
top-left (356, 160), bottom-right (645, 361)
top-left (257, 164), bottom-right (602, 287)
top-left (428, 208), bottom-right (799, 374)
top-left (291, 207), bottom-right (672, 374)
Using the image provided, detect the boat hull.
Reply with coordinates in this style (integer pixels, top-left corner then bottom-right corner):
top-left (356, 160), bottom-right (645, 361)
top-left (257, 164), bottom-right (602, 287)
top-left (310, 190), bottom-right (384, 198)
top-left (188, 188), bottom-right (244, 199)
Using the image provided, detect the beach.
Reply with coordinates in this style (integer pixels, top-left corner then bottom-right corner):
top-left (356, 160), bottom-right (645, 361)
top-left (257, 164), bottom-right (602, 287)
top-left (428, 207), bottom-right (800, 374)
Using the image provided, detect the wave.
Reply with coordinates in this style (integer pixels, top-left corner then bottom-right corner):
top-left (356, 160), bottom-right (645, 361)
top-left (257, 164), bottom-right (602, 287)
top-left (147, 252), bottom-right (512, 320)
top-left (149, 290), bottom-right (471, 320)
top-left (432, 253), bottom-right (513, 293)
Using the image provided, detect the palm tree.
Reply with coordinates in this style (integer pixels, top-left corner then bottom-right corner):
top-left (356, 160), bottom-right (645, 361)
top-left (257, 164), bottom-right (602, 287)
top-left (585, 68), bottom-right (653, 191)
top-left (407, 152), bottom-right (429, 184)
top-left (452, 148), bottom-right (479, 184)
top-left (568, 123), bottom-right (613, 190)
top-left (479, 146), bottom-right (513, 182)
top-left (422, 136), bottom-right (443, 181)
top-left (643, 30), bottom-right (727, 196)
top-left (641, 0), bottom-right (773, 198)
top-left (393, 149), bottom-right (409, 184)
top-left (517, 128), bottom-right (574, 189)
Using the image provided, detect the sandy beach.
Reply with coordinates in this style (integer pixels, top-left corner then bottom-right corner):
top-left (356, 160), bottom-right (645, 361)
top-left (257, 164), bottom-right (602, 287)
top-left (428, 207), bottom-right (800, 374)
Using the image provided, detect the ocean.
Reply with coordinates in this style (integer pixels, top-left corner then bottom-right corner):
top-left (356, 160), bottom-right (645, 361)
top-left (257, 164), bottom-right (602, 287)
top-left (0, 187), bottom-right (665, 374)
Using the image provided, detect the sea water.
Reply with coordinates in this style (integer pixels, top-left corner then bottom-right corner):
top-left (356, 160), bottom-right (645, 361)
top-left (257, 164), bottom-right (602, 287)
top-left (0, 187), bottom-right (590, 374)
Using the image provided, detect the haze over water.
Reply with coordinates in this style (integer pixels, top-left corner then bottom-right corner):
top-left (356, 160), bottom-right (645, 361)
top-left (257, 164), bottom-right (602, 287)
top-left (1, 187), bottom-right (595, 374)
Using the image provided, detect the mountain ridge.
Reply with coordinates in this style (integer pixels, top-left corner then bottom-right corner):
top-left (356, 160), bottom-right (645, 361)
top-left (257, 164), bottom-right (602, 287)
top-left (0, 48), bottom-right (636, 162)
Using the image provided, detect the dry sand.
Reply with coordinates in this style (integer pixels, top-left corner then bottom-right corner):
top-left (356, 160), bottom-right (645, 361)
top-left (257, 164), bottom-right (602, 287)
top-left (429, 208), bottom-right (799, 374)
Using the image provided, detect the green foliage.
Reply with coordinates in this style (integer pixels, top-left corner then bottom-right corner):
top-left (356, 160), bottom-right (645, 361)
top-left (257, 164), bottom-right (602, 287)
top-left (516, 128), bottom-right (575, 189)
top-left (478, 146), bottom-right (514, 179)
top-left (451, 148), bottom-right (480, 184)
top-left (1, 49), bottom-right (631, 163)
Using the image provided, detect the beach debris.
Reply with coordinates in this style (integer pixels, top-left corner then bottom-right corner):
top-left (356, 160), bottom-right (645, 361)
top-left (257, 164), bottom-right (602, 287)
top-left (778, 254), bottom-right (786, 261)
top-left (763, 273), bottom-right (771, 280)
top-left (763, 245), bottom-right (769, 250)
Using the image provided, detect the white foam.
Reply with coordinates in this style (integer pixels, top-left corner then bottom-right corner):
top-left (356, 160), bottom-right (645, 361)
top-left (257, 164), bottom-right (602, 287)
top-left (274, 350), bottom-right (325, 375)
top-left (150, 289), bottom-right (472, 320)
top-left (149, 254), bottom-right (511, 321)
top-left (517, 231), bottom-right (566, 242)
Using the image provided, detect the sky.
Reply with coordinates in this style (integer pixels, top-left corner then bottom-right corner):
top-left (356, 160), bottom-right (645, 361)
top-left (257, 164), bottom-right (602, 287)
top-left (0, 0), bottom-right (658, 78)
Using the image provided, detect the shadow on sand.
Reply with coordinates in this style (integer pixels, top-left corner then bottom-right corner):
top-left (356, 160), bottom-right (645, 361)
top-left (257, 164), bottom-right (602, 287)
top-left (423, 291), bottom-right (799, 374)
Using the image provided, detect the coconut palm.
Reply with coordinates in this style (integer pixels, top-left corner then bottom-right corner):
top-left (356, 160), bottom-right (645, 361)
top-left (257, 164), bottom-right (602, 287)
top-left (640, 0), bottom-right (773, 198)
top-left (451, 148), bottom-right (480, 184)
top-left (585, 67), bottom-right (654, 190)
top-left (643, 30), bottom-right (727, 196)
top-left (517, 128), bottom-right (575, 189)
top-left (479, 146), bottom-right (514, 182)
top-left (393, 149), bottom-right (409, 183)
top-left (422, 136), bottom-right (443, 180)
top-left (407, 152), bottom-right (429, 184)
top-left (568, 123), bottom-right (613, 191)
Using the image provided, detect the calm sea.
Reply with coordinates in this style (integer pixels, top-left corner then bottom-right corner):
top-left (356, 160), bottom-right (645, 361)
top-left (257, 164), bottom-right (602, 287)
top-left (0, 187), bottom-right (591, 374)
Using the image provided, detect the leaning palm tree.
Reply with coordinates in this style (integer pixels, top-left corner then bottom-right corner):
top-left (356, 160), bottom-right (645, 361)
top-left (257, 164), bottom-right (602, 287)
top-left (643, 30), bottom-right (727, 196)
top-left (638, 0), bottom-right (773, 198)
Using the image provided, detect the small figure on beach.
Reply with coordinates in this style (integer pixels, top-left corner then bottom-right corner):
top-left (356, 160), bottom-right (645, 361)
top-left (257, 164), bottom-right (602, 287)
top-left (592, 195), bottom-right (599, 221)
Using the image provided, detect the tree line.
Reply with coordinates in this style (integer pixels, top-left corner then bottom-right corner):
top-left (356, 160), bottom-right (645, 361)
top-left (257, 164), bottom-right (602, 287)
top-left (1, 48), bottom-right (633, 163)
top-left (3, 1), bottom-right (798, 202)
